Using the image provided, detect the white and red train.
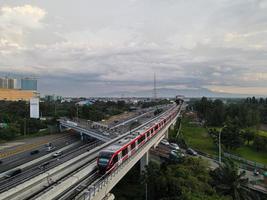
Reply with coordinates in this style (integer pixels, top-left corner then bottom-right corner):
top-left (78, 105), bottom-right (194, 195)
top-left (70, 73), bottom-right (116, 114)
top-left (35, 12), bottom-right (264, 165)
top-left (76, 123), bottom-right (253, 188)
top-left (97, 105), bottom-right (179, 174)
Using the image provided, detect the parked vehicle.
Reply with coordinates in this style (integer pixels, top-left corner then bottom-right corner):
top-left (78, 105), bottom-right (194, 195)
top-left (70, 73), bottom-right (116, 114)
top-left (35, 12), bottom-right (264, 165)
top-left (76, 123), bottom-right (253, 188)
top-left (170, 150), bottom-right (185, 157)
top-left (169, 143), bottom-right (180, 150)
top-left (160, 139), bottom-right (170, 146)
top-left (186, 148), bottom-right (198, 156)
top-left (253, 169), bottom-right (259, 176)
top-left (4, 169), bottom-right (22, 178)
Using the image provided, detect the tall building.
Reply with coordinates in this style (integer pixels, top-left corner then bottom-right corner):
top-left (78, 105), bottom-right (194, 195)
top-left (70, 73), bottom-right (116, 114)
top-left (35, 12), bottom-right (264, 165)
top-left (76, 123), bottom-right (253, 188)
top-left (0, 76), bottom-right (38, 101)
top-left (21, 78), bottom-right (37, 91)
top-left (8, 78), bottom-right (14, 89)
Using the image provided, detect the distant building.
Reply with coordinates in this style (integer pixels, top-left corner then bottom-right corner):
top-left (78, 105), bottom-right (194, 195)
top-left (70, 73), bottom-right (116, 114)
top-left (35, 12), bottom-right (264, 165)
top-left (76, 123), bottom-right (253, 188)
top-left (0, 76), bottom-right (38, 101)
top-left (21, 78), bottom-right (37, 91)
top-left (44, 94), bottom-right (62, 102)
top-left (76, 100), bottom-right (94, 106)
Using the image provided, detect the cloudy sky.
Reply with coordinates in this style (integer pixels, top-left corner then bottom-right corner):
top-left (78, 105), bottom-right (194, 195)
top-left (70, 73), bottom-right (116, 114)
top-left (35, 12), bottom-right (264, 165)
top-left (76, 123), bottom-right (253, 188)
top-left (0, 0), bottom-right (267, 97)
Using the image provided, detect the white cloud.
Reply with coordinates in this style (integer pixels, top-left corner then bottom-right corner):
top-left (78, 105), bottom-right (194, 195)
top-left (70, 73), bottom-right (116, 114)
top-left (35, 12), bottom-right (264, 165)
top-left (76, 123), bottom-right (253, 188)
top-left (0, 0), bottom-right (267, 96)
top-left (0, 4), bottom-right (46, 47)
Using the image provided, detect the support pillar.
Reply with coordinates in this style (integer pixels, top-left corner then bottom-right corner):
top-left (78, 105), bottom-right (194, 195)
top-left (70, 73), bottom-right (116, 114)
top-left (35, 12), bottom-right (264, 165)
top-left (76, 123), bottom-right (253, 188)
top-left (59, 124), bottom-right (63, 132)
top-left (164, 128), bottom-right (169, 139)
top-left (80, 132), bottom-right (84, 141)
top-left (140, 152), bottom-right (149, 173)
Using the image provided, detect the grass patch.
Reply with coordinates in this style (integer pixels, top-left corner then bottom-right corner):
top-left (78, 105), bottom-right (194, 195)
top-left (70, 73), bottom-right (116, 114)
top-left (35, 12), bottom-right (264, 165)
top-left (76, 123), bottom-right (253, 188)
top-left (257, 130), bottom-right (267, 137)
top-left (181, 118), bottom-right (216, 155)
top-left (232, 146), bottom-right (267, 165)
top-left (181, 118), bottom-right (267, 165)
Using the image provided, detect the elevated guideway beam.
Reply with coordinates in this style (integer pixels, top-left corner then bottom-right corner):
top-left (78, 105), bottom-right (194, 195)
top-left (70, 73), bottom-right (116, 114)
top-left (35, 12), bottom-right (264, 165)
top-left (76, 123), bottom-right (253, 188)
top-left (59, 120), bottom-right (110, 142)
top-left (79, 106), bottom-right (182, 200)
top-left (0, 105), bottom-right (180, 200)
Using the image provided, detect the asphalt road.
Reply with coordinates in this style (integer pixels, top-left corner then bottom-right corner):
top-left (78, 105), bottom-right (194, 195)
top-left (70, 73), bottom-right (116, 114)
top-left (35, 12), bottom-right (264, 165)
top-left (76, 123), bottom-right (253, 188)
top-left (0, 133), bottom-right (80, 173)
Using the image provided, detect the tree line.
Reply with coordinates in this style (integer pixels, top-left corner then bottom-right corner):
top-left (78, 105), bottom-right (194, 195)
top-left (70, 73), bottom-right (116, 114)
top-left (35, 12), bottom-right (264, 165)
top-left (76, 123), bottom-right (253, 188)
top-left (113, 157), bottom-right (262, 200)
top-left (193, 97), bottom-right (267, 152)
top-left (193, 97), bottom-right (267, 127)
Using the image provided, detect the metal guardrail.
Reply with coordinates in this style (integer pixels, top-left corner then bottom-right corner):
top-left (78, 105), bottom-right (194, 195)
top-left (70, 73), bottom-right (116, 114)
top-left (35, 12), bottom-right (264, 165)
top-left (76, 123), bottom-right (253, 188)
top-left (59, 121), bottom-right (111, 142)
top-left (223, 153), bottom-right (267, 170)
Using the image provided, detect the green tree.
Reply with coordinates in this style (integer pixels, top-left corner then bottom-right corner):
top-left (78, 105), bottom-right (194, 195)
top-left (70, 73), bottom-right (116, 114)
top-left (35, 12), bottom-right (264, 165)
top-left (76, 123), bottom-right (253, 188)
top-left (0, 124), bottom-right (20, 140)
top-left (221, 125), bottom-right (243, 150)
top-left (210, 159), bottom-right (259, 200)
top-left (143, 158), bottom-right (228, 200)
top-left (242, 130), bottom-right (255, 145)
top-left (253, 135), bottom-right (266, 151)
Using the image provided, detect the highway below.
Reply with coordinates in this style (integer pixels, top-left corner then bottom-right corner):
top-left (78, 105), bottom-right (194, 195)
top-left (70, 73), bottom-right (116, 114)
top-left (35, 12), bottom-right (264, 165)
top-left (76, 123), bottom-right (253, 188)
top-left (0, 103), bottom-right (179, 200)
top-left (0, 132), bottom-right (81, 173)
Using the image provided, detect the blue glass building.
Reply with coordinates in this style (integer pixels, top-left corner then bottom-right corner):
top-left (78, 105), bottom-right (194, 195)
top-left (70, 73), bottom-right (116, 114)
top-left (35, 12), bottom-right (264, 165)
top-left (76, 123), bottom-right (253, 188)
top-left (21, 78), bottom-right (37, 91)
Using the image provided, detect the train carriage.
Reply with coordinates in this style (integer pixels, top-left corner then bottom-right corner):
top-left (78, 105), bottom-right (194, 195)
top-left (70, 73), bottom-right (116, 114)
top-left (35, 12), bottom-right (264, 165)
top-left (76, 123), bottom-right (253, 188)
top-left (97, 106), bottom-right (179, 174)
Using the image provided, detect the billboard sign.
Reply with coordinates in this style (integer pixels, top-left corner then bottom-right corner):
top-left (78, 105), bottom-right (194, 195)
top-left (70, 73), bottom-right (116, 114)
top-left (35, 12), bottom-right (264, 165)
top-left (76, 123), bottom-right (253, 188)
top-left (30, 98), bottom-right (39, 119)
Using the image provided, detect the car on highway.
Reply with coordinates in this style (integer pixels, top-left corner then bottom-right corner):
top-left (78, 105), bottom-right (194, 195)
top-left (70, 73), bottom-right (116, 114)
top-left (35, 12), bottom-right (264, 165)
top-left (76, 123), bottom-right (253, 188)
top-left (186, 148), bottom-right (198, 156)
top-left (52, 151), bottom-right (62, 157)
top-left (46, 146), bottom-right (55, 152)
top-left (30, 149), bottom-right (40, 155)
top-left (4, 169), bottom-right (22, 178)
top-left (169, 143), bottom-right (180, 150)
top-left (102, 131), bottom-right (110, 136)
top-left (160, 139), bottom-right (170, 146)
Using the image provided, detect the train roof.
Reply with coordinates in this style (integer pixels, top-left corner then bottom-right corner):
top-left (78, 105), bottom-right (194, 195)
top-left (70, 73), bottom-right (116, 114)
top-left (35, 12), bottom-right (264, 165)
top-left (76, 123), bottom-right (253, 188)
top-left (100, 109), bottom-right (176, 154)
top-left (102, 127), bottom-right (151, 153)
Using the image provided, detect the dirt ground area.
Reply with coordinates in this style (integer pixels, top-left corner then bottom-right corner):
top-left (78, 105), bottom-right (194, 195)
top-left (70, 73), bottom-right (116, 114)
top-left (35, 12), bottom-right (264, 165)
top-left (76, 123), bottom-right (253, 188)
top-left (102, 111), bottom-right (137, 126)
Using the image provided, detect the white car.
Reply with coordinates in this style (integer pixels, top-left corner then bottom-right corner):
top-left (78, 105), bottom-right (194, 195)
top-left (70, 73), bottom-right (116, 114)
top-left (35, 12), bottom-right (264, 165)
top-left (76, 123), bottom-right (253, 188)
top-left (171, 150), bottom-right (185, 158)
top-left (52, 151), bottom-right (62, 157)
top-left (160, 139), bottom-right (169, 146)
top-left (102, 132), bottom-right (110, 136)
top-left (169, 143), bottom-right (180, 150)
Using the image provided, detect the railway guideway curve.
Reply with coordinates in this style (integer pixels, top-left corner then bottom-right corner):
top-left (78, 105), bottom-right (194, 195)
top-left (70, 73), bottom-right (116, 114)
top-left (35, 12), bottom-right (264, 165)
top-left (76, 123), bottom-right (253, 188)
top-left (80, 105), bottom-right (182, 200)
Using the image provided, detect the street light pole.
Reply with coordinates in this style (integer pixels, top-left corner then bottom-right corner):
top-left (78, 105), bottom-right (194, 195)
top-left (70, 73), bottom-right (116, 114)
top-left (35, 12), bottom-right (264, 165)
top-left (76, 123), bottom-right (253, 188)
top-left (219, 130), bottom-right (221, 164)
top-left (219, 125), bottom-right (226, 164)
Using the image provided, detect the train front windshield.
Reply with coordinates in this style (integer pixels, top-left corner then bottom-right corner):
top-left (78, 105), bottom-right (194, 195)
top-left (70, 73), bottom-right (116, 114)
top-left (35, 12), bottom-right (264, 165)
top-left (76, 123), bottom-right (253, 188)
top-left (98, 152), bottom-right (113, 168)
top-left (98, 158), bottom-right (110, 166)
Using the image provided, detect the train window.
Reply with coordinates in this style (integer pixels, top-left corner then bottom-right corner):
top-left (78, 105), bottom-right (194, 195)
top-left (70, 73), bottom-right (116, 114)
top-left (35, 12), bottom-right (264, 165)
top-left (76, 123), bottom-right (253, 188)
top-left (138, 135), bottom-right (145, 144)
top-left (131, 142), bottom-right (136, 149)
top-left (155, 125), bottom-right (158, 130)
top-left (99, 151), bottom-right (113, 159)
top-left (122, 148), bottom-right (128, 157)
top-left (147, 132), bottom-right (150, 138)
top-left (113, 155), bottom-right (118, 163)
